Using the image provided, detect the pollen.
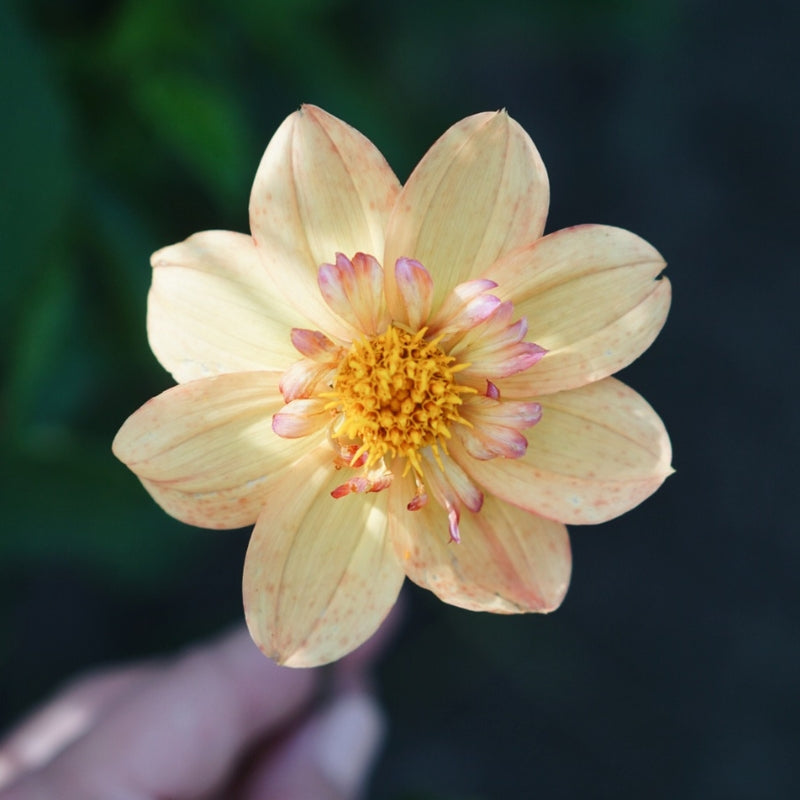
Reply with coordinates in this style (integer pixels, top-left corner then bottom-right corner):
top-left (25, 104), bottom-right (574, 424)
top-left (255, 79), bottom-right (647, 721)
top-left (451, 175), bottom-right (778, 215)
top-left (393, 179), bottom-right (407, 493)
top-left (326, 326), bottom-right (474, 474)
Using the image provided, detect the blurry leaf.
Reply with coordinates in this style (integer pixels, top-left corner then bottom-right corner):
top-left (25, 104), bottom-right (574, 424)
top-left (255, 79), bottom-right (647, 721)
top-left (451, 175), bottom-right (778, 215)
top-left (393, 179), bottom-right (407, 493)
top-left (0, 3), bottom-right (74, 345)
top-left (2, 225), bottom-right (158, 446)
top-left (233, 0), bottom-right (342, 34)
top-left (2, 258), bottom-right (76, 440)
top-left (103, 0), bottom-right (208, 69)
top-left (134, 72), bottom-right (252, 204)
top-left (0, 441), bottom-right (204, 587)
top-left (87, 181), bottom-right (161, 372)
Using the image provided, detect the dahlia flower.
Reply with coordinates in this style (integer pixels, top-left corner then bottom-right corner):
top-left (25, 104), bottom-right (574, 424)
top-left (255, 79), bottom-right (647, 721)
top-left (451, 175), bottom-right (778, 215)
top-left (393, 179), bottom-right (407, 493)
top-left (113, 105), bottom-right (672, 667)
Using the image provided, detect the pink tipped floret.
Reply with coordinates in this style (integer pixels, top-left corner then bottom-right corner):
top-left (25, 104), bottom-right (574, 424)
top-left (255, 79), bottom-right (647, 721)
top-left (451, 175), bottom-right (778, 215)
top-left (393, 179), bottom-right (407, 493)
top-left (290, 328), bottom-right (339, 359)
top-left (394, 257), bottom-right (434, 331)
top-left (485, 380), bottom-right (500, 399)
top-left (318, 252), bottom-right (386, 335)
top-left (331, 469), bottom-right (393, 498)
top-left (446, 501), bottom-right (461, 544)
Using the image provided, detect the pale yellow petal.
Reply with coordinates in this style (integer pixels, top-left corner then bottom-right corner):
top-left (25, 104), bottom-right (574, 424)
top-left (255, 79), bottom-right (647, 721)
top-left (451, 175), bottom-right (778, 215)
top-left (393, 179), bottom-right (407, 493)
top-left (388, 473), bottom-right (570, 613)
top-left (113, 372), bottom-right (321, 529)
top-left (148, 231), bottom-right (303, 383)
top-left (243, 448), bottom-right (404, 667)
top-left (486, 225), bottom-right (670, 396)
top-left (453, 377), bottom-right (672, 525)
top-left (249, 105), bottom-right (402, 339)
top-left (384, 110), bottom-right (549, 320)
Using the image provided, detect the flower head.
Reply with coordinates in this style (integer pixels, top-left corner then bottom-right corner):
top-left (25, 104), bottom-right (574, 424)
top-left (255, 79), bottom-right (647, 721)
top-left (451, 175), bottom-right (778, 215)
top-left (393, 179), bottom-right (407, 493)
top-left (113, 106), bottom-right (672, 667)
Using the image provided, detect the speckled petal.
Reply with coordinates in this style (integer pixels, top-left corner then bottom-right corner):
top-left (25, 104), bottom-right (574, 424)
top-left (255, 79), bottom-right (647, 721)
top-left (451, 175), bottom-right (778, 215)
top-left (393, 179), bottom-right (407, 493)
top-left (148, 231), bottom-right (303, 382)
top-left (384, 110), bottom-right (549, 319)
top-left (453, 377), bottom-right (673, 525)
top-left (389, 473), bottom-right (570, 613)
top-left (249, 105), bottom-right (401, 339)
top-left (243, 448), bottom-right (404, 667)
top-left (112, 372), bottom-right (317, 529)
top-left (486, 225), bottom-right (671, 396)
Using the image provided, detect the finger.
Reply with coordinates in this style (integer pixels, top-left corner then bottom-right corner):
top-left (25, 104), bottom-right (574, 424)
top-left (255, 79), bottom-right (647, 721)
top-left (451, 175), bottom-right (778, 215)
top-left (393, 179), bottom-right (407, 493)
top-left (239, 692), bottom-right (385, 800)
top-left (7, 627), bottom-right (318, 799)
top-left (0, 664), bottom-right (156, 789)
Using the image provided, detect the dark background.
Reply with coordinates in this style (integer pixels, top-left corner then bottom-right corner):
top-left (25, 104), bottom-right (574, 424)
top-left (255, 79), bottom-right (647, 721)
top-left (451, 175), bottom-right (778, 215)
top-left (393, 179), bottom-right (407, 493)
top-left (2, 0), bottom-right (798, 798)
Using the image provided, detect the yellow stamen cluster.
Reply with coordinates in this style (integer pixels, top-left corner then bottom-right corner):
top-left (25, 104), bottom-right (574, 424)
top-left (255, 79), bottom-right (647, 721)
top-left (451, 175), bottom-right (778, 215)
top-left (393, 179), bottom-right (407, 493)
top-left (327, 326), bottom-right (474, 475)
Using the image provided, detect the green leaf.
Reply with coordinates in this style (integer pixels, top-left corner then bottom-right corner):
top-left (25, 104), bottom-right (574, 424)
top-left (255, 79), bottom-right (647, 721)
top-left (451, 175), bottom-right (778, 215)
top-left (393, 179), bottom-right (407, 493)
top-left (2, 257), bottom-right (77, 440)
top-left (134, 73), bottom-right (252, 204)
top-left (0, 4), bottom-right (75, 346)
top-left (0, 441), bottom-right (210, 587)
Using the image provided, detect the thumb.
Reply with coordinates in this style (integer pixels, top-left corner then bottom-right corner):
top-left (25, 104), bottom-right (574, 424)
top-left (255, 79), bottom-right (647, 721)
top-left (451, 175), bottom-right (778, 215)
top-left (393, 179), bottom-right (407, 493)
top-left (240, 692), bottom-right (385, 800)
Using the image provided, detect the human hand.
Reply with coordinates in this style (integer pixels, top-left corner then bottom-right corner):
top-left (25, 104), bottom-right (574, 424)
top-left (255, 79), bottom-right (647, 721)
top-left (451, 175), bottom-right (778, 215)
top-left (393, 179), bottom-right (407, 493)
top-left (0, 626), bottom-right (389, 799)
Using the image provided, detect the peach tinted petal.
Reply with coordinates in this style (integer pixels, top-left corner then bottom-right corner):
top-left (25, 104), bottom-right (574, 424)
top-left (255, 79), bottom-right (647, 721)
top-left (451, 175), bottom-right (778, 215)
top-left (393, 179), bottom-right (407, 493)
top-left (457, 396), bottom-right (542, 460)
top-left (243, 448), bottom-right (404, 667)
top-left (384, 110), bottom-right (549, 318)
top-left (453, 301), bottom-right (546, 386)
top-left (421, 451), bottom-right (484, 514)
top-left (390, 474), bottom-right (570, 613)
top-left (486, 225), bottom-right (671, 396)
top-left (290, 328), bottom-right (340, 360)
top-left (454, 377), bottom-right (672, 525)
top-left (278, 359), bottom-right (335, 403)
top-left (318, 252), bottom-right (388, 336)
top-left (394, 257), bottom-right (434, 331)
top-left (113, 372), bottom-right (318, 529)
top-left (428, 279), bottom-right (501, 337)
top-left (249, 105), bottom-right (401, 339)
top-left (456, 423), bottom-right (528, 461)
top-left (272, 398), bottom-right (331, 438)
top-left (148, 232), bottom-right (303, 382)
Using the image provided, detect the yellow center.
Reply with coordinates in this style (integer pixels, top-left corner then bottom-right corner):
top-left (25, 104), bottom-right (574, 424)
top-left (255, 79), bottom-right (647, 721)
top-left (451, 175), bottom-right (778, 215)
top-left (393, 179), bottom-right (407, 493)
top-left (327, 326), bottom-right (473, 475)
